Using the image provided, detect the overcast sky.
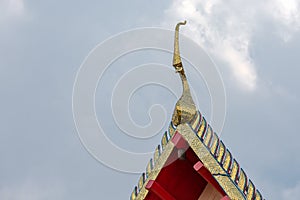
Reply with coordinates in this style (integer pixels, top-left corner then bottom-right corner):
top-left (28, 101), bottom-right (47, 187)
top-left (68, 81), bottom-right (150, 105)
top-left (1, 0), bottom-right (300, 199)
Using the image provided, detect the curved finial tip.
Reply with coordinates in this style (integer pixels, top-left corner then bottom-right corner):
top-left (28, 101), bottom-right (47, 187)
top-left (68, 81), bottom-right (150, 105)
top-left (179, 20), bottom-right (187, 25)
top-left (176, 20), bottom-right (187, 29)
top-left (173, 20), bottom-right (187, 72)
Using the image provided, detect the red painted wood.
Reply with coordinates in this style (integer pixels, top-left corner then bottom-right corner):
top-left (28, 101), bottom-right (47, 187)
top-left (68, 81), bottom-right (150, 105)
top-left (220, 195), bottom-right (230, 200)
top-left (145, 180), bottom-right (176, 200)
top-left (171, 131), bottom-right (188, 149)
top-left (145, 147), bottom-right (208, 200)
top-left (193, 161), bottom-right (226, 196)
top-left (144, 132), bottom-right (227, 200)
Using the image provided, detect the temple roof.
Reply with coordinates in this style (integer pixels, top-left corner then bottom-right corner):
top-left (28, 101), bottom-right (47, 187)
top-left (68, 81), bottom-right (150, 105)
top-left (130, 22), bottom-right (264, 200)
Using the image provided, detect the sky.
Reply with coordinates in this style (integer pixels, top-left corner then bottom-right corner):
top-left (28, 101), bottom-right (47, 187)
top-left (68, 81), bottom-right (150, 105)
top-left (1, 0), bottom-right (300, 199)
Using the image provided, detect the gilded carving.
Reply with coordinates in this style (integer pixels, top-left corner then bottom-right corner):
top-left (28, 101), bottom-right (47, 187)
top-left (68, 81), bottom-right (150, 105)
top-left (130, 22), bottom-right (264, 200)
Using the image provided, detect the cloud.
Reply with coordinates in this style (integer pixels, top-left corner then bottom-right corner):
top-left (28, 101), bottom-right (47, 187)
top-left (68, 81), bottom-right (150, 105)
top-left (268, 0), bottom-right (300, 41)
top-left (270, 0), bottom-right (300, 27)
top-left (163, 0), bottom-right (300, 91)
top-left (0, 0), bottom-right (25, 21)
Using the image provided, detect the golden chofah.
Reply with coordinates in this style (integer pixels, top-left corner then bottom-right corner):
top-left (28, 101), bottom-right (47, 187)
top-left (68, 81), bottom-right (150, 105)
top-left (171, 20), bottom-right (197, 127)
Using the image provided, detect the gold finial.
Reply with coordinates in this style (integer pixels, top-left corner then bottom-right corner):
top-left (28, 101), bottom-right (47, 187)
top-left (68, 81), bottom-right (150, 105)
top-left (171, 21), bottom-right (197, 127)
top-left (173, 20), bottom-right (186, 72)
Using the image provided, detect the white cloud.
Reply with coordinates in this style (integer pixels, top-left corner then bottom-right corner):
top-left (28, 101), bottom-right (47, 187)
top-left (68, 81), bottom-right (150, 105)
top-left (282, 182), bottom-right (300, 200)
top-left (163, 0), bottom-right (300, 91)
top-left (271, 0), bottom-right (300, 27)
top-left (266, 0), bottom-right (300, 42)
top-left (0, 0), bottom-right (25, 21)
top-left (7, 0), bottom-right (24, 16)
